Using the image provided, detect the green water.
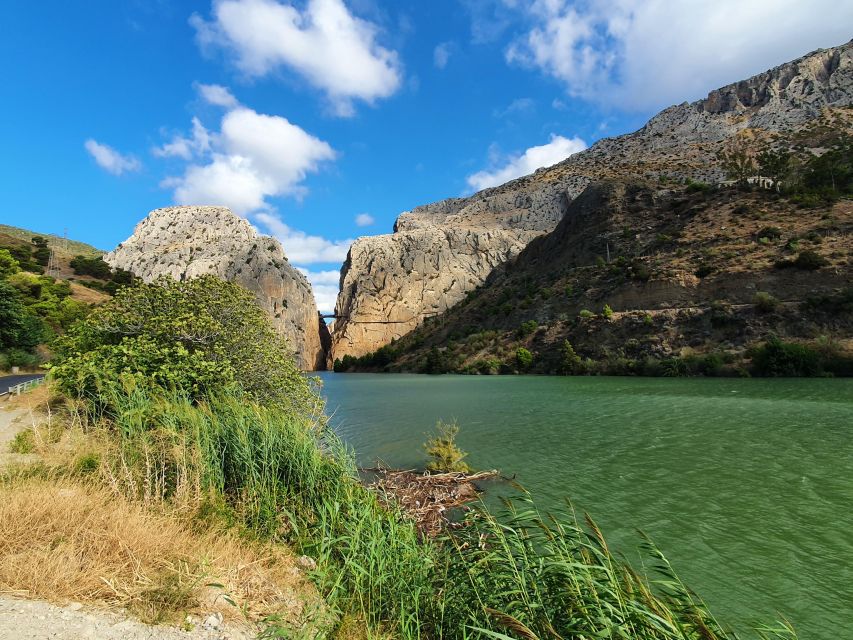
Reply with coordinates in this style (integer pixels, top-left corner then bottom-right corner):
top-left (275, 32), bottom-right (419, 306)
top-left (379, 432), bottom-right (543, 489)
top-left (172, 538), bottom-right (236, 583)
top-left (317, 372), bottom-right (853, 639)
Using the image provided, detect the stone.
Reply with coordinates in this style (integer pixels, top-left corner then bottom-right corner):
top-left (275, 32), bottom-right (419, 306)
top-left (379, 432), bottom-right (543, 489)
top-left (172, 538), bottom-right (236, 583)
top-left (104, 206), bottom-right (326, 370)
top-left (332, 39), bottom-right (853, 359)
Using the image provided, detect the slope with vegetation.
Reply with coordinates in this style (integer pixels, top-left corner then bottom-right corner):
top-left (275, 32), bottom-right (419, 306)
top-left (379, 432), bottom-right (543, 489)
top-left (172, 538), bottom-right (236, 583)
top-left (336, 127), bottom-right (853, 377)
top-left (2, 274), bottom-right (800, 638)
top-left (0, 227), bottom-right (134, 372)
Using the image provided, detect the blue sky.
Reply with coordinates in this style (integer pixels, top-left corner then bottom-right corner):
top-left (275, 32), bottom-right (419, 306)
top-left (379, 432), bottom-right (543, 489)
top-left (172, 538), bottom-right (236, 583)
top-left (2, 1), bottom-right (850, 311)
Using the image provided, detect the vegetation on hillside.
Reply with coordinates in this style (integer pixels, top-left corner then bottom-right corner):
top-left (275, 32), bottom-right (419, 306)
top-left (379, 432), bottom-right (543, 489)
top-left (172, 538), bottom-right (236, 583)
top-left (0, 234), bottom-right (132, 371)
top-left (339, 176), bottom-right (851, 378)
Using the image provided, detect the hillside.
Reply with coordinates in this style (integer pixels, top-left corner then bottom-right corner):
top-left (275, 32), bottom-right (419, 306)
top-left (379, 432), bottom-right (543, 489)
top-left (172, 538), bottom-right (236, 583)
top-left (337, 175), bottom-right (852, 376)
top-left (331, 39), bottom-right (853, 362)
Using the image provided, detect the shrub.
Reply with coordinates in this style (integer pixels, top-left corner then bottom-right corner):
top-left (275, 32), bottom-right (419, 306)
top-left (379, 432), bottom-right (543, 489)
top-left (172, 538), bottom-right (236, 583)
top-left (517, 319), bottom-right (539, 337)
top-left (756, 226), bottom-right (782, 240)
top-left (515, 347), bottom-right (534, 372)
top-left (559, 340), bottom-right (582, 374)
top-left (423, 420), bottom-right (470, 473)
top-left (695, 264), bottom-right (715, 279)
top-left (579, 309), bottom-right (595, 319)
top-left (51, 275), bottom-right (314, 412)
top-left (753, 291), bottom-right (779, 314)
top-left (602, 304), bottom-right (614, 319)
top-left (751, 336), bottom-right (823, 377)
top-left (0, 249), bottom-right (20, 278)
top-left (776, 250), bottom-right (829, 270)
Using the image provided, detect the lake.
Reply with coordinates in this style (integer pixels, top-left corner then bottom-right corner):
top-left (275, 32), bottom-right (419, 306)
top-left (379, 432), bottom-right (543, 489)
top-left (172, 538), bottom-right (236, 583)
top-left (318, 372), bottom-right (853, 639)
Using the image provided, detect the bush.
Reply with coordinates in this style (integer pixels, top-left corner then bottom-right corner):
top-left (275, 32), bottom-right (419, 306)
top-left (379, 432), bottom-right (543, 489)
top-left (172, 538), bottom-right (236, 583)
top-left (0, 249), bottom-right (20, 278)
top-left (51, 275), bottom-right (314, 412)
top-left (423, 420), bottom-right (470, 473)
top-left (776, 249), bottom-right (829, 270)
top-left (751, 336), bottom-right (823, 377)
top-left (559, 340), bottom-right (582, 374)
top-left (753, 291), bottom-right (779, 314)
top-left (515, 347), bottom-right (534, 372)
top-left (517, 320), bottom-right (538, 337)
top-left (602, 304), bottom-right (614, 319)
top-left (578, 309), bottom-right (595, 319)
top-left (756, 226), bottom-right (782, 241)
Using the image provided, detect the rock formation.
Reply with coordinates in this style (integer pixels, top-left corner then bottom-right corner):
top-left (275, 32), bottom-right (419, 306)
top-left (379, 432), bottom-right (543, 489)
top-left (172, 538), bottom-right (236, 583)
top-left (332, 39), bottom-right (853, 360)
top-left (105, 206), bottom-right (326, 371)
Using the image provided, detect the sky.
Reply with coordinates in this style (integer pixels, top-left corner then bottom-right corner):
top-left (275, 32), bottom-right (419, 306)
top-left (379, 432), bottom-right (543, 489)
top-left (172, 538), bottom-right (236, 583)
top-left (1, 1), bottom-right (850, 312)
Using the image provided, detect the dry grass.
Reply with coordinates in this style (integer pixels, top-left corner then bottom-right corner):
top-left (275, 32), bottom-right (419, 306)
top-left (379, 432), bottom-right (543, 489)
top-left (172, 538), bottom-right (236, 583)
top-left (0, 477), bottom-right (320, 626)
top-left (68, 281), bottom-right (110, 304)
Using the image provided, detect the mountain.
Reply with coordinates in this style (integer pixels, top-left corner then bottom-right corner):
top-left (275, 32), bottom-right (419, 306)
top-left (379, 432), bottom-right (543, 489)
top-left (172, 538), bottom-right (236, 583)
top-left (105, 206), bottom-right (328, 371)
top-left (331, 39), bottom-right (853, 361)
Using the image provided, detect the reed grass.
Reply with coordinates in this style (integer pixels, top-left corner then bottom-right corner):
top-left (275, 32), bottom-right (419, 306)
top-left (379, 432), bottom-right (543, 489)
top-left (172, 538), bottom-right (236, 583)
top-left (65, 388), bottom-right (797, 640)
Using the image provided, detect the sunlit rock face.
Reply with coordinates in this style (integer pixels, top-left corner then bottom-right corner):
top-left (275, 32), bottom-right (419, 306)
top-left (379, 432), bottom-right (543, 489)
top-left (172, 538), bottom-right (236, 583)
top-left (105, 206), bottom-right (326, 370)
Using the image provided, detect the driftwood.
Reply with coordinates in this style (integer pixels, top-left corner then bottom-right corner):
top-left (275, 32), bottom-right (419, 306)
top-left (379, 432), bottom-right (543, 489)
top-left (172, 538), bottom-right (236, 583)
top-left (365, 467), bottom-right (500, 537)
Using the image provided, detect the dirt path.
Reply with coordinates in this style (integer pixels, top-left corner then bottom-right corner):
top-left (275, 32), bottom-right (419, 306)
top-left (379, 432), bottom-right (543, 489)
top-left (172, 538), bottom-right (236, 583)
top-left (0, 406), bottom-right (39, 467)
top-left (0, 596), bottom-right (255, 639)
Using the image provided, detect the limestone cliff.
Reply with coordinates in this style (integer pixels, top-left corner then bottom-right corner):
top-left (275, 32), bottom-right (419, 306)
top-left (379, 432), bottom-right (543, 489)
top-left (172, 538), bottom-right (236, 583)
top-left (104, 206), bottom-right (326, 371)
top-left (332, 39), bottom-right (853, 360)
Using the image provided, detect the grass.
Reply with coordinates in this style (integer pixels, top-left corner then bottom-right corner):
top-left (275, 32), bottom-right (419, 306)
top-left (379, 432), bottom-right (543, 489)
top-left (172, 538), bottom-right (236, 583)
top-left (0, 477), bottom-right (320, 626)
top-left (1, 383), bottom-right (801, 639)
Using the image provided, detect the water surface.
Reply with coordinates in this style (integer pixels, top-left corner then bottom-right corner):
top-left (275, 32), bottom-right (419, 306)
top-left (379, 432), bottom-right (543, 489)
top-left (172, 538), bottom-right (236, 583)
top-left (318, 373), bottom-right (853, 639)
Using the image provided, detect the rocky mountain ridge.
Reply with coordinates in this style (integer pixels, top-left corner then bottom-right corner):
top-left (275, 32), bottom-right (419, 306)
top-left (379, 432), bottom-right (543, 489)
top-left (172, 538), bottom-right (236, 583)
top-left (105, 206), bottom-right (327, 371)
top-left (331, 39), bottom-right (853, 360)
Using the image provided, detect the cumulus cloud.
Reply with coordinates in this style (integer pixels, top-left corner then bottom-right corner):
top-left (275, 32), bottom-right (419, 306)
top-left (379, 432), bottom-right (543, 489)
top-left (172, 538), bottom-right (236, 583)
top-left (254, 212), bottom-right (352, 264)
top-left (297, 267), bottom-right (340, 313)
top-left (466, 134), bottom-right (586, 192)
top-left (196, 82), bottom-right (239, 108)
top-left (153, 117), bottom-right (212, 160)
top-left (433, 42), bottom-right (453, 69)
top-left (84, 139), bottom-right (141, 175)
top-left (191, 0), bottom-right (401, 115)
top-left (354, 212), bottom-right (375, 227)
top-left (162, 105), bottom-right (335, 213)
top-left (504, 0), bottom-right (853, 110)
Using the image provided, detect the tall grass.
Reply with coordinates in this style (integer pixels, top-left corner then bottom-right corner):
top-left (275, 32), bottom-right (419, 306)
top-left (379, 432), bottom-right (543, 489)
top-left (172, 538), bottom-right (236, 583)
top-left (84, 389), bottom-right (797, 639)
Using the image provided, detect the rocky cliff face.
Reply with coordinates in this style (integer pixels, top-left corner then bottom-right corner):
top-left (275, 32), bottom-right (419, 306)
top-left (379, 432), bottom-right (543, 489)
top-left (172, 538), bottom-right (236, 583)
top-left (332, 40), bottom-right (853, 360)
top-left (105, 206), bottom-right (326, 371)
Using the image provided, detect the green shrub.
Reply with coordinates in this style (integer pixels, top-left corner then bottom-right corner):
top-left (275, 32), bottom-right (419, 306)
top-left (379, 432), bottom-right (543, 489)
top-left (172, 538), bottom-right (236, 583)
top-left (578, 309), bottom-right (595, 319)
top-left (0, 249), bottom-right (20, 277)
top-left (51, 275), bottom-right (314, 412)
top-left (517, 319), bottom-right (538, 337)
top-left (753, 291), bottom-right (779, 313)
top-left (751, 336), bottom-right (823, 377)
top-left (776, 249), bottom-right (829, 270)
top-left (423, 420), bottom-right (470, 473)
top-left (756, 226), bottom-right (782, 240)
top-left (602, 303), bottom-right (614, 319)
top-left (559, 340), bottom-right (582, 374)
top-left (515, 347), bottom-right (533, 372)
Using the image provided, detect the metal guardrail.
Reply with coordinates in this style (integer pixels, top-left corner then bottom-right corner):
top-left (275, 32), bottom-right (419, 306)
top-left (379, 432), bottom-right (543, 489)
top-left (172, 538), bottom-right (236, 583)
top-left (3, 377), bottom-right (45, 397)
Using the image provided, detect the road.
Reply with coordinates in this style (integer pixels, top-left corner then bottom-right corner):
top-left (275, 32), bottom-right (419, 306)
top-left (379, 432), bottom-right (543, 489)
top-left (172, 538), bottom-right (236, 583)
top-left (0, 374), bottom-right (45, 395)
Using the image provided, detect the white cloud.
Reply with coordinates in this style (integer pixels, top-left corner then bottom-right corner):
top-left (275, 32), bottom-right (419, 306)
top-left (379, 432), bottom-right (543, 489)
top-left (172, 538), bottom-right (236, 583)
top-left (297, 268), bottom-right (340, 313)
top-left (466, 134), bottom-right (586, 191)
top-left (354, 212), bottom-right (375, 227)
top-left (153, 117), bottom-right (212, 160)
top-left (196, 82), bottom-right (239, 108)
top-left (191, 0), bottom-right (401, 115)
top-left (505, 0), bottom-right (853, 110)
top-left (84, 139), bottom-right (141, 175)
top-left (493, 97), bottom-right (534, 118)
top-left (254, 212), bottom-right (352, 264)
top-left (163, 105), bottom-right (335, 213)
top-left (433, 42), bottom-right (452, 69)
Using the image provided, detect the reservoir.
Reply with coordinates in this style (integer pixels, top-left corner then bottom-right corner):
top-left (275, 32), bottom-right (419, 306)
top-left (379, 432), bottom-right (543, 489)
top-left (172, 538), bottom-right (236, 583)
top-left (319, 373), bottom-right (853, 639)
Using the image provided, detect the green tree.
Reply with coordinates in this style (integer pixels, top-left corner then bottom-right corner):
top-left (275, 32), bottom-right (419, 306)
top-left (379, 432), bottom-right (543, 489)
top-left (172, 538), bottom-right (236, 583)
top-left (30, 236), bottom-right (50, 267)
top-left (757, 148), bottom-right (790, 185)
top-left (515, 347), bottom-right (534, 372)
top-left (51, 275), bottom-right (315, 413)
top-left (0, 249), bottom-right (20, 278)
top-left (559, 340), bottom-right (582, 375)
top-left (717, 138), bottom-right (756, 183)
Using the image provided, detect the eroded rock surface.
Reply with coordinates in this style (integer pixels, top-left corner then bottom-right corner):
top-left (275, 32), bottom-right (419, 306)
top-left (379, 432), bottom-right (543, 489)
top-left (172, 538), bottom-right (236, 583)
top-left (332, 40), bottom-right (853, 359)
top-left (105, 206), bottom-right (326, 370)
